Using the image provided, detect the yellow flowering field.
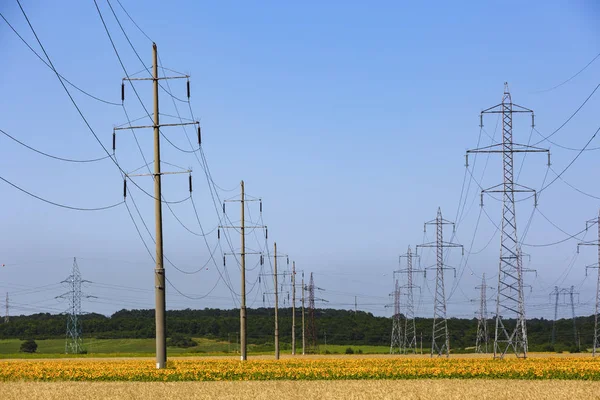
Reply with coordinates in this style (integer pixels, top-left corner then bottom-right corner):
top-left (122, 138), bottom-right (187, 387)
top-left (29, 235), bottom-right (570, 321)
top-left (1, 357), bottom-right (600, 381)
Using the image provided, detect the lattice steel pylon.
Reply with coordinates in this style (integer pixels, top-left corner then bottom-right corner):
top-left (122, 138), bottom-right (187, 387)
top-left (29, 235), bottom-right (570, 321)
top-left (475, 273), bottom-right (491, 353)
top-left (550, 286), bottom-right (580, 348)
top-left (417, 208), bottom-right (463, 358)
top-left (397, 246), bottom-right (423, 354)
top-left (307, 273), bottom-right (318, 354)
top-left (466, 83), bottom-right (549, 359)
top-left (578, 210), bottom-right (600, 356)
top-left (57, 258), bottom-right (90, 354)
top-left (389, 279), bottom-right (402, 354)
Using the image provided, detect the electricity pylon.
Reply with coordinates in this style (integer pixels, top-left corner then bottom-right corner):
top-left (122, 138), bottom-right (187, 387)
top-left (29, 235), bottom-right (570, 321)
top-left (262, 242), bottom-right (289, 360)
top-left (417, 208), bottom-right (463, 357)
top-left (578, 210), bottom-right (600, 356)
top-left (397, 246), bottom-right (423, 353)
top-left (4, 293), bottom-right (8, 323)
top-left (115, 43), bottom-right (197, 369)
top-left (475, 274), bottom-right (492, 353)
top-left (57, 258), bottom-right (94, 354)
top-left (466, 83), bottom-right (549, 359)
top-left (219, 181), bottom-right (266, 361)
top-left (389, 279), bottom-right (402, 354)
top-left (550, 286), bottom-right (580, 348)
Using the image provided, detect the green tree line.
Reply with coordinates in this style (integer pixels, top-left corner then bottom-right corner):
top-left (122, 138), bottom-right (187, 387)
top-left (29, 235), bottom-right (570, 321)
top-left (0, 308), bottom-right (592, 352)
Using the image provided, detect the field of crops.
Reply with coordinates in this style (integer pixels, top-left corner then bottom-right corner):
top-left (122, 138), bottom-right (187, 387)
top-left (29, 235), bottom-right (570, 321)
top-left (2, 356), bottom-right (600, 381)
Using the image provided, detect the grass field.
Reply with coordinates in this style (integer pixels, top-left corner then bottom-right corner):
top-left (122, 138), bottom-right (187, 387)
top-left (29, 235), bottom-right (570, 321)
top-left (2, 380), bottom-right (599, 400)
top-left (0, 338), bottom-right (391, 358)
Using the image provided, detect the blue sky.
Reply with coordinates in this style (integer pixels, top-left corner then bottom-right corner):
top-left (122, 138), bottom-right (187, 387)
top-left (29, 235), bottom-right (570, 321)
top-left (0, 1), bottom-right (599, 323)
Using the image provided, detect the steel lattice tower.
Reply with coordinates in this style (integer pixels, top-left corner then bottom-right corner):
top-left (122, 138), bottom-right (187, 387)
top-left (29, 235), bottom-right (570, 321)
top-left (59, 258), bottom-right (85, 354)
top-left (550, 286), bottom-right (580, 348)
top-left (475, 274), bottom-right (490, 353)
top-left (417, 208), bottom-right (463, 357)
top-left (398, 246), bottom-right (423, 354)
top-left (4, 293), bottom-right (8, 324)
top-left (307, 273), bottom-right (318, 354)
top-left (578, 210), bottom-right (600, 356)
top-left (389, 279), bottom-right (402, 354)
top-left (467, 83), bottom-right (549, 359)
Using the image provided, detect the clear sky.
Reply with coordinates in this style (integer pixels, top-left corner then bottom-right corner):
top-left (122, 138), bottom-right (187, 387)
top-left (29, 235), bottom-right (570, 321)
top-left (0, 1), bottom-right (599, 322)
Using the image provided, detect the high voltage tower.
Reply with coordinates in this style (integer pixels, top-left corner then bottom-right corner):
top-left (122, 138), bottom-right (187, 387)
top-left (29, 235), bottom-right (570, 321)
top-left (475, 274), bottom-right (492, 353)
top-left (115, 43), bottom-right (197, 369)
top-left (417, 208), bottom-right (463, 357)
top-left (578, 210), bottom-right (600, 356)
top-left (4, 292), bottom-right (8, 323)
top-left (550, 286), bottom-right (580, 349)
top-left (397, 246), bottom-right (423, 354)
top-left (467, 83), bottom-right (549, 359)
top-left (219, 181), bottom-right (267, 361)
top-left (389, 279), bottom-right (402, 354)
top-left (57, 258), bottom-right (94, 354)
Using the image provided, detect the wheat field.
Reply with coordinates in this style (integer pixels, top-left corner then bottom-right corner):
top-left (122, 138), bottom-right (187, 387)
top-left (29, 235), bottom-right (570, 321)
top-left (2, 380), bottom-right (599, 400)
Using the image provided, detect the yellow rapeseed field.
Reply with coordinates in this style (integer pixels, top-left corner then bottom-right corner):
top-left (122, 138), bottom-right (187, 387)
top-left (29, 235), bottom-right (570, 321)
top-left (1, 357), bottom-right (600, 381)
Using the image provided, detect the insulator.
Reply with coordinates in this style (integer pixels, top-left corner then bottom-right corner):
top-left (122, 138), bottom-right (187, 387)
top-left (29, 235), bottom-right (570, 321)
top-left (123, 179), bottom-right (127, 199)
top-left (265, 227), bottom-right (268, 240)
top-left (121, 82), bottom-right (125, 101)
top-left (287, 257), bottom-right (289, 265)
top-left (262, 294), bottom-right (265, 303)
top-left (288, 293), bottom-right (290, 301)
top-left (259, 276), bottom-right (261, 283)
top-left (112, 131), bottom-right (116, 152)
top-left (223, 256), bottom-right (226, 266)
top-left (260, 201), bottom-right (262, 213)
top-left (187, 79), bottom-right (190, 99)
top-left (260, 255), bottom-right (264, 265)
top-left (188, 174), bottom-right (193, 193)
top-left (197, 125), bottom-right (201, 145)
top-left (222, 203), bottom-right (225, 214)
top-left (218, 228), bottom-right (220, 240)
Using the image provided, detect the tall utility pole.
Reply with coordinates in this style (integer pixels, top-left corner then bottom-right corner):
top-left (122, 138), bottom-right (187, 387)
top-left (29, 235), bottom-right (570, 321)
top-left (115, 43), bottom-right (197, 369)
top-left (389, 279), bottom-right (402, 354)
top-left (292, 261), bottom-right (296, 355)
top-left (307, 273), bottom-right (317, 353)
top-left (57, 258), bottom-right (94, 354)
top-left (4, 293), bottom-right (8, 323)
top-left (220, 182), bottom-right (266, 361)
top-left (467, 83), bottom-right (549, 359)
top-left (475, 274), bottom-right (491, 353)
top-left (397, 246), bottom-right (423, 354)
top-left (551, 286), bottom-right (560, 346)
top-left (578, 210), bottom-right (600, 356)
top-left (271, 243), bottom-right (289, 360)
top-left (301, 271), bottom-right (306, 355)
top-left (417, 208), bottom-right (463, 358)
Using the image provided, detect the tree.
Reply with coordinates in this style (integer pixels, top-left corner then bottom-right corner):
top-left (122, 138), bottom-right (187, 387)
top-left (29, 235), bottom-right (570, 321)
top-left (20, 339), bottom-right (37, 353)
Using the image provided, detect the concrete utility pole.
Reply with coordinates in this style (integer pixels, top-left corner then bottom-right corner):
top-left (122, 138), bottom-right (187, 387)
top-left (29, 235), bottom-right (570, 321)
top-left (417, 208), bottom-right (463, 358)
top-left (274, 242), bottom-right (279, 360)
top-left (467, 83), bottom-right (549, 359)
top-left (115, 43), bottom-right (196, 369)
top-left (578, 210), bottom-right (600, 356)
top-left (219, 183), bottom-right (266, 361)
top-left (292, 261), bottom-right (296, 355)
top-left (302, 272), bottom-right (306, 355)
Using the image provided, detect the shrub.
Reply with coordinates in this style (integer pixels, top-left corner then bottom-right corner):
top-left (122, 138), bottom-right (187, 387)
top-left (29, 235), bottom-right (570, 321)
top-left (167, 334), bottom-right (198, 348)
top-left (357, 349), bottom-right (363, 354)
top-left (345, 347), bottom-right (354, 354)
top-left (20, 339), bottom-right (37, 353)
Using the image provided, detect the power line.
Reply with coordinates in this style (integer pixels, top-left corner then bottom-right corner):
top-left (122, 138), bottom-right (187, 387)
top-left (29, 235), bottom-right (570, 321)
top-left (0, 11), bottom-right (121, 106)
top-left (535, 52), bottom-right (600, 93)
top-left (0, 128), bottom-right (110, 163)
